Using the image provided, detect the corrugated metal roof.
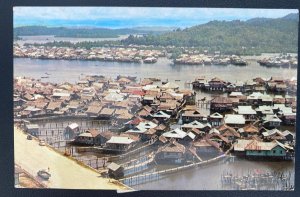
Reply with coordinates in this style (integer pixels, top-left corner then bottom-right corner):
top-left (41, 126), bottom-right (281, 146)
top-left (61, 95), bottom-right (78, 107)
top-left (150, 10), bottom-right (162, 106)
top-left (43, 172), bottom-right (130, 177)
top-left (224, 114), bottom-right (245, 125)
top-left (106, 136), bottom-right (134, 144)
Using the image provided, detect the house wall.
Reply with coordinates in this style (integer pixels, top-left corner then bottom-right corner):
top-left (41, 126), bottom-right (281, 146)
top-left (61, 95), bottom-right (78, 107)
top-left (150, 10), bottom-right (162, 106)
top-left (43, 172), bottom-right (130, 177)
top-left (196, 146), bottom-right (218, 154)
top-left (106, 143), bottom-right (131, 151)
top-left (155, 152), bottom-right (185, 164)
top-left (27, 128), bottom-right (39, 136)
top-left (210, 119), bottom-right (222, 127)
top-left (246, 146), bottom-right (286, 157)
top-left (163, 152), bottom-right (183, 159)
top-left (64, 127), bottom-right (79, 140)
top-left (182, 116), bottom-right (203, 124)
top-left (75, 136), bottom-right (94, 145)
top-left (96, 136), bottom-right (109, 145)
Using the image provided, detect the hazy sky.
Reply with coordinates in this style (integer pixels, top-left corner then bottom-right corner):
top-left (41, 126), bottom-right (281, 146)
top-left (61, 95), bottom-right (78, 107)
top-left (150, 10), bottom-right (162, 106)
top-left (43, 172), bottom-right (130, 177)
top-left (14, 7), bottom-right (298, 28)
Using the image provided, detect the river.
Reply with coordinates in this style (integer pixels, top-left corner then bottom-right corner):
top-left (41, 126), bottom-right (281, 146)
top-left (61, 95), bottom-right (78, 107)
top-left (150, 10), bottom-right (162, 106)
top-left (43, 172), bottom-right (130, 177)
top-left (15, 35), bottom-right (130, 45)
top-left (14, 57), bottom-right (296, 190)
top-left (14, 57), bottom-right (297, 84)
top-left (133, 158), bottom-right (295, 190)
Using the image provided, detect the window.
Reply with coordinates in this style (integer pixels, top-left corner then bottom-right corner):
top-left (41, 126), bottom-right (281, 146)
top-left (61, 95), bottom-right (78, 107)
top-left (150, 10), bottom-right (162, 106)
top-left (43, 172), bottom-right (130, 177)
top-left (273, 150), bottom-right (276, 154)
top-left (280, 150), bottom-right (283, 154)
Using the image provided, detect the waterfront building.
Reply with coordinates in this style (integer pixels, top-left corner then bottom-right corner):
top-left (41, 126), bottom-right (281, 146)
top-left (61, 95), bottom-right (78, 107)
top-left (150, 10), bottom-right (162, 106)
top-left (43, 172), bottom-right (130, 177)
top-left (155, 140), bottom-right (187, 164)
top-left (255, 105), bottom-right (274, 117)
top-left (105, 136), bottom-right (136, 151)
top-left (98, 131), bottom-right (116, 145)
top-left (208, 112), bottom-right (224, 127)
top-left (98, 108), bottom-right (115, 120)
top-left (208, 77), bottom-right (227, 91)
top-left (210, 97), bottom-right (233, 112)
top-left (73, 129), bottom-right (101, 145)
top-left (22, 106), bottom-right (43, 118)
top-left (181, 120), bottom-right (211, 133)
top-left (25, 124), bottom-right (39, 136)
top-left (282, 130), bottom-right (295, 142)
top-left (181, 110), bottom-right (206, 124)
top-left (263, 114), bottom-right (282, 128)
top-left (46, 101), bottom-right (64, 114)
top-left (262, 128), bottom-right (286, 143)
top-left (152, 111), bottom-right (171, 123)
top-left (237, 124), bottom-right (259, 138)
top-left (107, 162), bottom-right (124, 179)
top-left (85, 104), bottom-right (103, 118)
top-left (64, 123), bottom-right (80, 140)
top-left (224, 114), bottom-right (246, 128)
top-left (236, 106), bottom-right (257, 122)
top-left (234, 139), bottom-right (291, 160)
top-left (193, 139), bottom-right (221, 155)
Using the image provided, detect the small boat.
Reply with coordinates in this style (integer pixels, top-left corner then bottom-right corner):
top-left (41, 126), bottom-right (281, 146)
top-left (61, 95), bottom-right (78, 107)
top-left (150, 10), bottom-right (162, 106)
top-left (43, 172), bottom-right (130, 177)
top-left (41, 76), bottom-right (49, 79)
top-left (37, 169), bottom-right (51, 180)
top-left (45, 72), bottom-right (51, 75)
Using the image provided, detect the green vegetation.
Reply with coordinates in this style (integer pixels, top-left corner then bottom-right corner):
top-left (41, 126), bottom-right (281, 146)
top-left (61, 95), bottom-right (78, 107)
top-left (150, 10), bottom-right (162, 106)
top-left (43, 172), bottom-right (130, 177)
top-left (14, 26), bottom-right (141, 38)
top-left (14, 26), bottom-right (170, 38)
top-left (121, 14), bottom-right (298, 55)
top-left (18, 13), bottom-right (299, 56)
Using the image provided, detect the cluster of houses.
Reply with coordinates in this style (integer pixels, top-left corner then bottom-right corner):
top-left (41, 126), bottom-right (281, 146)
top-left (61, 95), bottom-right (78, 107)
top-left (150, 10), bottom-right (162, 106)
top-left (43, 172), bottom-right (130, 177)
top-left (210, 93), bottom-right (296, 127)
top-left (14, 75), bottom-right (196, 125)
top-left (174, 53), bottom-right (247, 65)
top-left (16, 73), bottom-right (296, 165)
top-left (192, 76), bottom-right (297, 94)
top-left (14, 75), bottom-right (142, 123)
top-left (258, 54), bottom-right (298, 68)
top-left (13, 44), bottom-right (165, 63)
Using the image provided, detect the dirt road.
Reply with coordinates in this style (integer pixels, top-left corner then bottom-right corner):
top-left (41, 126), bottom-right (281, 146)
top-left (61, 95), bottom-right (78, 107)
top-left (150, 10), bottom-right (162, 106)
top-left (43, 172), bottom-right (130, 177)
top-left (14, 126), bottom-right (130, 190)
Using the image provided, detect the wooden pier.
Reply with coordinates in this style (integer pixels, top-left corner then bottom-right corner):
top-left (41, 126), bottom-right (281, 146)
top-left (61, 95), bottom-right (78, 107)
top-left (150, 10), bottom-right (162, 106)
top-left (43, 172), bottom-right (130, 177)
top-left (119, 153), bottom-right (229, 186)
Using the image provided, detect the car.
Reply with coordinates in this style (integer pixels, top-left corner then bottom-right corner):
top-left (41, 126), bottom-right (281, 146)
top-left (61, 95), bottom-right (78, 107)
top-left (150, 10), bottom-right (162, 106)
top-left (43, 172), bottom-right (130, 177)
top-left (27, 135), bottom-right (32, 140)
top-left (39, 140), bottom-right (46, 146)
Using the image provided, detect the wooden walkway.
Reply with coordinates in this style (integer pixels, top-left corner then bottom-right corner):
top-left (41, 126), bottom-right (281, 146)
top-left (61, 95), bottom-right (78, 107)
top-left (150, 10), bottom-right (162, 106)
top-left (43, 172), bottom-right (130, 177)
top-left (119, 145), bottom-right (234, 186)
top-left (119, 153), bottom-right (229, 186)
top-left (189, 147), bottom-right (203, 162)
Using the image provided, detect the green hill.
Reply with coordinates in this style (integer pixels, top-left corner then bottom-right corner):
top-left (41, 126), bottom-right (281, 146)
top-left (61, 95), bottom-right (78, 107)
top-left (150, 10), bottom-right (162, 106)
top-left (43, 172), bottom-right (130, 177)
top-left (121, 13), bottom-right (299, 55)
top-left (14, 26), bottom-right (171, 38)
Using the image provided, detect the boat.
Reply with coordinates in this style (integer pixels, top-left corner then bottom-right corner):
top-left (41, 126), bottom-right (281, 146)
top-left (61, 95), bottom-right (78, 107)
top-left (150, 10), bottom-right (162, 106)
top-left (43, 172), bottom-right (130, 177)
top-left (37, 169), bottom-right (51, 180)
top-left (41, 76), bottom-right (49, 79)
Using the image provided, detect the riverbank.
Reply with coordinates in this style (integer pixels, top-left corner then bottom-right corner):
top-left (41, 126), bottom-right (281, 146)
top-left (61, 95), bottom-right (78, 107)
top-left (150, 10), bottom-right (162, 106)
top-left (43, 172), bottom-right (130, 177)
top-left (14, 126), bottom-right (131, 190)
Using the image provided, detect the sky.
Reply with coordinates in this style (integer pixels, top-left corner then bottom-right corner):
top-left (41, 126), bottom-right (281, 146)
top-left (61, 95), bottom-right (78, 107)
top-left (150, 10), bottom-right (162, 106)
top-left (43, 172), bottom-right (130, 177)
top-left (13, 7), bottom-right (298, 28)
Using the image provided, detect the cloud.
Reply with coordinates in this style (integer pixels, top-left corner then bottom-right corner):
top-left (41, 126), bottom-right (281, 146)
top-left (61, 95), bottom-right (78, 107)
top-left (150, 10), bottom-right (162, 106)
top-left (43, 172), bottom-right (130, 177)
top-left (13, 7), bottom-right (298, 27)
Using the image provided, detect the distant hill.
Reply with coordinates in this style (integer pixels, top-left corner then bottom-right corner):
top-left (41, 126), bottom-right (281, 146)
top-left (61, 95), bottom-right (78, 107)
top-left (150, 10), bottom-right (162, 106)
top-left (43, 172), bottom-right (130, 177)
top-left (132, 26), bottom-right (177, 32)
top-left (14, 26), bottom-right (173, 38)
top-left (281, 13), bottom-right (299, 20)
top-left (121, 13), bottom-right (299, 55)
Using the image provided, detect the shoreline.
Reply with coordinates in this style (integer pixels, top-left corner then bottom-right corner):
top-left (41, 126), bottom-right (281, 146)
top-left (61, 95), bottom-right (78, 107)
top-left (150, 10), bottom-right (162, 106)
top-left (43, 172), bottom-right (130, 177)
top-left (14, 126), bottom-right (132, 191)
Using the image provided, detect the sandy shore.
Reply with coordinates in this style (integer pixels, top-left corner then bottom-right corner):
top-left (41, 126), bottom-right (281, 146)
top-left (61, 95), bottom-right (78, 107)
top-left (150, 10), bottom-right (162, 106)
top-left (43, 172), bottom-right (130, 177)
top-left (14, 126), bottom-right (131, 190)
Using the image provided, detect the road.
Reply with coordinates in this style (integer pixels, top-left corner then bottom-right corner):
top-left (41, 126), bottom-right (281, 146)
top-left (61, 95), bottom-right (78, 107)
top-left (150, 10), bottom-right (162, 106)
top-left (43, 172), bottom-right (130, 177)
top-left (14, 126), bottom-right (130, 190)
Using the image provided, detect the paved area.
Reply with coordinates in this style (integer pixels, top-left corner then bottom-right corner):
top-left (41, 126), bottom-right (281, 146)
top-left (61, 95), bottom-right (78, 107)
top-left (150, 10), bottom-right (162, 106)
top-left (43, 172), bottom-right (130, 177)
top-left (14, 126), bottom-right (130, 190)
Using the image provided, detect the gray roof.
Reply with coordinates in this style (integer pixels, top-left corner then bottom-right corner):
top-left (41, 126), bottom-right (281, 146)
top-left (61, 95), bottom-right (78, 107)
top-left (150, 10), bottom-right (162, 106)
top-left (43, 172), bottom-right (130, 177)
top-left (106, 136), bottom-right (134, 144)
top-left (237, 106), bottom-right (256, 115)
top-left (107, 162), bottom-right (121, 171)
top-left (224, 114), bottom-right (245, 125)
top-left (26, 124), bottom-right (39, 129)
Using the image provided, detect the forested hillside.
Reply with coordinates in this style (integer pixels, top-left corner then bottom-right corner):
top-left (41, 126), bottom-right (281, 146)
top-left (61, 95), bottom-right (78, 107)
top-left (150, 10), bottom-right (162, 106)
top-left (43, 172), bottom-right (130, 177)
top-left (121, 13), bottom-right (298, 54)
